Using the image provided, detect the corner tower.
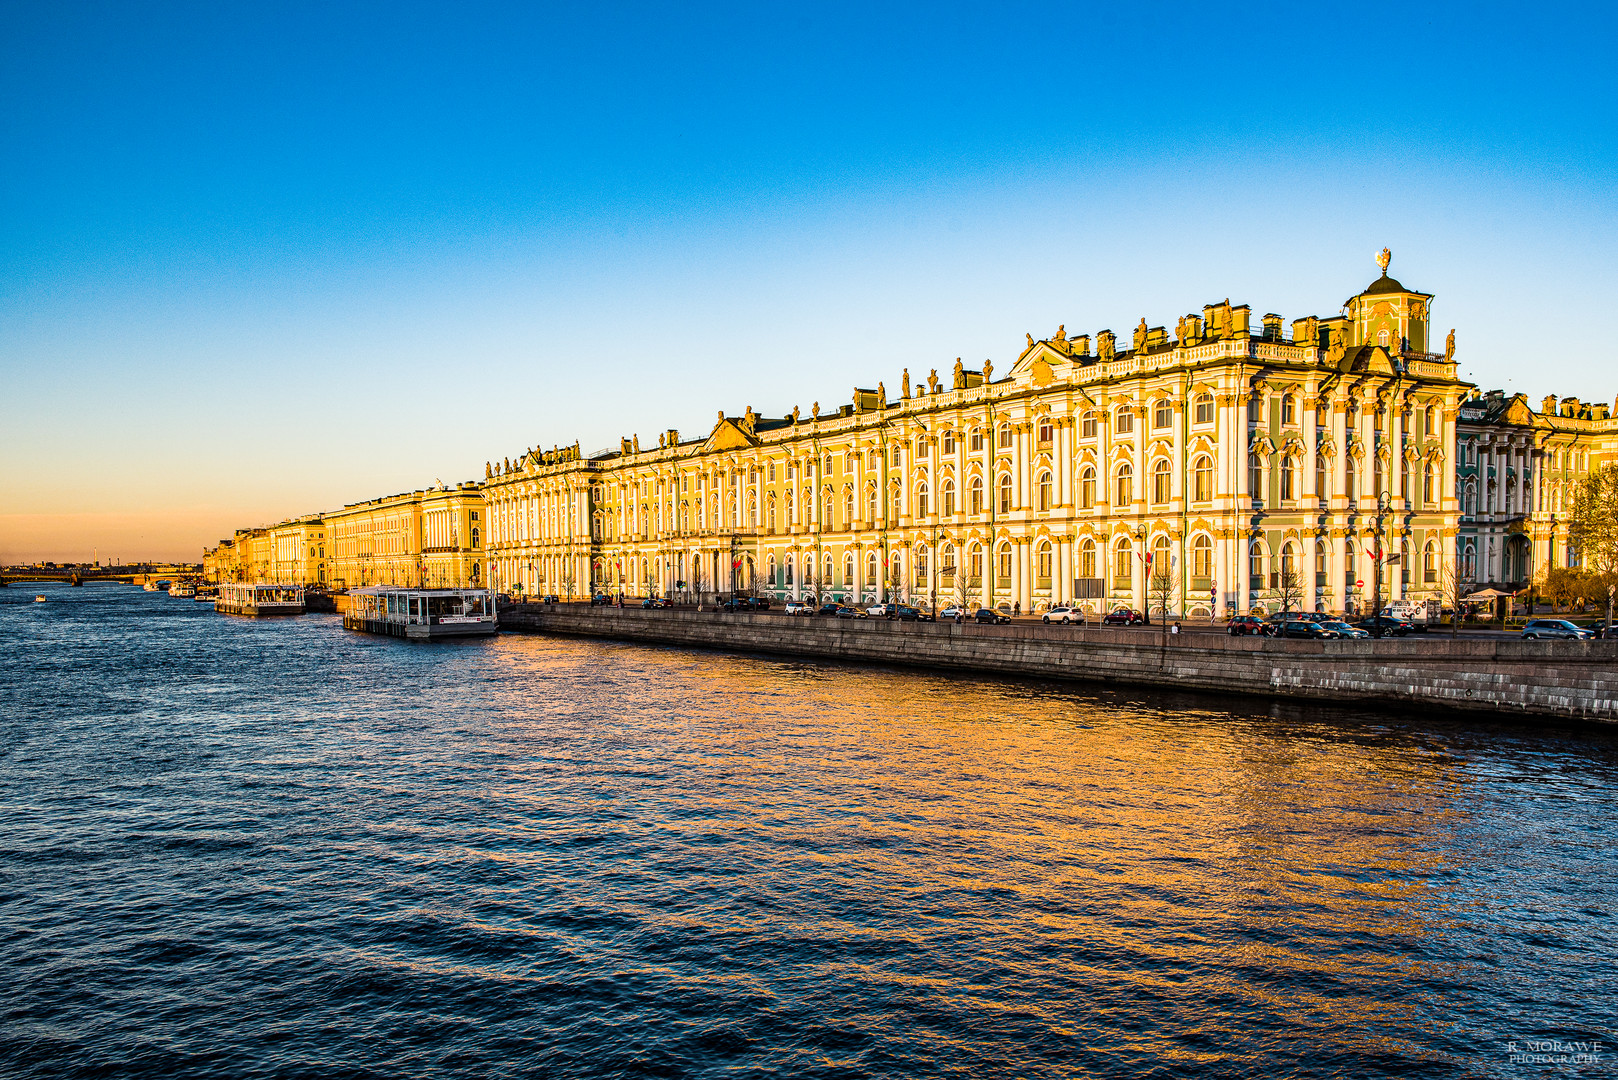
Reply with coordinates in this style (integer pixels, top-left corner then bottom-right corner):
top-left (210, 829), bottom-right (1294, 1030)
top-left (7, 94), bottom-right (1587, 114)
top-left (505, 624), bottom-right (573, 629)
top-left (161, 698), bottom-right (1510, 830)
top-left (1346, 248), bottom-right (1433, 353)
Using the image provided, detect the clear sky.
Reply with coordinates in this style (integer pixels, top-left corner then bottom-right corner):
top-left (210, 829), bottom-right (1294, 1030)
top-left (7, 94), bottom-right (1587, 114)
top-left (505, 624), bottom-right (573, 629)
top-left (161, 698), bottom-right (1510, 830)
top-left (3, 1), bottom-right (1615, 562)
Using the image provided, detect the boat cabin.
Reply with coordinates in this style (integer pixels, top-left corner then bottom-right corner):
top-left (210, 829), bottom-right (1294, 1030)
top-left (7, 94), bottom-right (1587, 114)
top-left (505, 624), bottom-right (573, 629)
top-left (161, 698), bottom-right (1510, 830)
top-left (216, 583), bottom-right (306, 616)
top-left (343, 587), bottom-right (497, 639)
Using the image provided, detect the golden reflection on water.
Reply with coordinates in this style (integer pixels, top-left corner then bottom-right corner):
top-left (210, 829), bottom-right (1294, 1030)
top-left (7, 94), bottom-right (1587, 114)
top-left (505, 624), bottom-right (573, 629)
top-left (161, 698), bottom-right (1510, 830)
top-left (463, 633), bottom-right (1508, 1066)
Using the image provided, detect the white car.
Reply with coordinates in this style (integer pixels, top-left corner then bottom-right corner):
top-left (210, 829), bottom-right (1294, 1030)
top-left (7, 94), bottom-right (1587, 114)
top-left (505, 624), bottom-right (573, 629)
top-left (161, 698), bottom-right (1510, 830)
top-left (866, 604), bottom-right (891, 617)
top-left (783, 600), bottom-right (813, 615)
top-left (939, 606), bottom-right (965, 620)
top-left (1042, 605), bottom-right (1085, 625)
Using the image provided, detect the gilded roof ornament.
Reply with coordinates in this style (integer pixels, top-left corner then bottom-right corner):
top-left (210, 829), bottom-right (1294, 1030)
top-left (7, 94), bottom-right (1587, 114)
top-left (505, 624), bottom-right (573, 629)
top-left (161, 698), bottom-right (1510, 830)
top-left (1376, 247), bottom-right (1392, 275)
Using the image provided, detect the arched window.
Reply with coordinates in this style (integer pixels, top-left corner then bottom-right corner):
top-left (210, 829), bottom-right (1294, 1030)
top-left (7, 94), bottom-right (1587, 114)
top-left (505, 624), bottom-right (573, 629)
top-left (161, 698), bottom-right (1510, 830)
top-left (969, 543), bottom-right (984, 583)
top-left (1423, 462), bottom-right (1436, 506)
top-left (823, 454), bottom-right (832, 475)
top-left (943, 479), bottom-right (957, 516)
top-left (970, 427), bottom-right (984, 452)
top-left (1192, 455), bottom-right (1213, 502)
top-left (1194, 392), bottom-right (1214, 425)
top-left (1116, 463), bottom-right (1133, 506)
top-left (1151, 536), bottom-right (1171, 582)
top-left (1316, 540), bottom-right (1328, 586)
top-left (867, 485), bottom-right (878, 522)
top-left (785, 555), bottom-right (794, 585)
top-left (1153, 399), bottom-right (1172, 429)
top-left (1249, 454), bottom-right (1264, 501)
top-left (1036, 471), bottom-right (1052, 512)
top-left (767, 553), bottom-right (777, 585)
top-left (824, 553), bottom-right (833, 586)
top-left (1115, 408), bottom-right (1134, 434)
top-left (915, 545), bottom-right (929, 582)
top-left (1282, 394), bottom-right (1296, 425)
top-left (823, 492), bottom-right (833, 526)
top-left (916, 483), bottom-right (929, 518)
top-left (1081, 411), bottom-right (1098, 439)
top-left (1152, 459), bottom-right (1171, 504)
top-left (1080, 467), bottom-right (1096, 509)
top-left (1249, 543), bottom-right (1264, 592)
top-left (844, 553), bottom-right (854, 586)
top-left (1426, 406), bottom-right (1440, 437)
top-left (942, 431), bottom-right (955, 455)
top-left (998, 473), bottom-right (1013, 513)
top-left (1280, 542), bottom-right (1296, 579)
top-left (1192, 534), bottom-right (1212, 578)
top-left (1036, 540), bottom-right (1052, 583)
top-left (996, 542), bottom-right (1012, 582)
top-left (1315, 455), bottom-right (1327, 502)
top-left (1080, 538), bottom-right (1097, 579)
top-left (845, 489), bottom-right (855, 524)
top-left (1281, 456), bottom-right (1295, 501)
top-left (1424, 541), bottom-right (1438, 583)
top-left (1113, 537), bottom-right (1133, 584)
top-left (867, 552), bottom-right (878, 587)
top-left (941, 543), bottom-right (955, 579)
top-left (1037, 419), bottom-right (1053, 444)
top-left (997, 423), bottom-right (1013, 449)
top-left (970, 476), bottom-right (984, 515)
top-left (916, 437), bottom-right (927, 458)
top-left (1400, 540), bottom-right (1411, 587)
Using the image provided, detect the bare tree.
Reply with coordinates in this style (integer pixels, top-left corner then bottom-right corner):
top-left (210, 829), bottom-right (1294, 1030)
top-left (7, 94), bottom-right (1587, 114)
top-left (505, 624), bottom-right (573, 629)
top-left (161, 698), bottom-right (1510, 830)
top-left (689, 554), bottom-right (707, 608)
top-left (1149, 567), bottom-right (1177, 625)
top-left (1274, 568), bottom-right (1305, 615)
top-left (1438, 553), bottom-right (1468, 639)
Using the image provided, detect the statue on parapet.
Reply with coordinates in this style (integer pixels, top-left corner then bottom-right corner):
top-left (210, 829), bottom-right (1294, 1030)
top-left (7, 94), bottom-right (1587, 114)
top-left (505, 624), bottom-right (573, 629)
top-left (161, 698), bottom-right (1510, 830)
top-left (983, 359), bottom-right (993, 382)
top-left (901, 368), bottom-right (911, 398)
top-left (952, 358), bottom-right (964, 389)
top-left (928, 368), bottom-right (940, 393)
top-left (1445, 328), bottom-right (1455, 361)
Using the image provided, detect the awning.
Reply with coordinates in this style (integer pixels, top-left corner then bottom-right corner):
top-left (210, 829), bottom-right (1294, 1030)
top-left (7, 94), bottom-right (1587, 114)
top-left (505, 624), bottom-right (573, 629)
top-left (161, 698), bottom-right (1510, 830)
top-left (1462, 588), bottom-right (1513, 601)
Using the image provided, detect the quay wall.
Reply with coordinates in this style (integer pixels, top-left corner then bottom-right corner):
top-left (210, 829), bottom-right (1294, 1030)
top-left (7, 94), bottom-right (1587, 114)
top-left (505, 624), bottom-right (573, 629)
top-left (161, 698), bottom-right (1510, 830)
top-left (499, 607), bottom-right (1618, 723)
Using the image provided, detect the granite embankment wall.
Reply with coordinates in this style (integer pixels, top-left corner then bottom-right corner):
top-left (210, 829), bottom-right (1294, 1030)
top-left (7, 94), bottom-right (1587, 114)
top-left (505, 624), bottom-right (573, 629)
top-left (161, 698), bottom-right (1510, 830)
top-left (500, 606), bottom-right (1618, 723)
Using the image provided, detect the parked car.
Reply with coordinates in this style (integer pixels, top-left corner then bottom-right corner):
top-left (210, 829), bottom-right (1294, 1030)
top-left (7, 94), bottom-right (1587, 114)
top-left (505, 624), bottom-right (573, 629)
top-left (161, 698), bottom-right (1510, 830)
top-left (974, 607), bottom-right (1011, 624)
top-left (590, 594), bottom-right (613, 606)
top-left (746, 596), bottom-right (771, 610)
top-left (1358, 615), bottom-right (1416, 637)
top-left (1227, 615), bottom-right (1265, 636)
top-left (940, 605), bottom-right (965, 620)
top-left (1103, 608), bottom-right (1142, 626)
top-left (640, 596), bottom-right (670, 609)
top-left (1042, 605), bottom-right (1085, 625)
top-left (1521, 618), bottom-right (1594, 640)
top-left (889, 605), bottom-right (934, 621)
top-left (1281, 620), bottom-right (1337, 639)
top-left (866, 604), bottom-right (892, 617)
top-left (784, 600), bottom-right (813, 615)
top-left (835, 605), bottom-right (869, 619)
top-left (1320, 619), bottom-right (1369, 639)
top-left (816, 603), bottom-right (843, 617)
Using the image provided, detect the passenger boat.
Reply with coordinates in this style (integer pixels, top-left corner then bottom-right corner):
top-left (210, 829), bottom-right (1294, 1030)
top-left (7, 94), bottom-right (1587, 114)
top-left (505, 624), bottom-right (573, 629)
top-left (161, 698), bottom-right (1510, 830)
top-left (194, 588), bottom-right (218, 603)
top-left (34, 595), bottom-right (47, 603)
top-left (143, 581), bottom-right (162, 592)
top-left (215, 583), bottom-right (305, 617)
top-left (169, 583), bottom-right (196, 598)
top-left (343, 586), bottom-right (497, 639)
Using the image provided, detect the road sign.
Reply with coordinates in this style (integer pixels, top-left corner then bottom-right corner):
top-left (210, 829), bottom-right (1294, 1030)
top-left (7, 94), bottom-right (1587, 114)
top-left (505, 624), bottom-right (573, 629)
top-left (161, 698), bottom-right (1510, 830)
top-left (1355, 578), bottom-right (1364, 587)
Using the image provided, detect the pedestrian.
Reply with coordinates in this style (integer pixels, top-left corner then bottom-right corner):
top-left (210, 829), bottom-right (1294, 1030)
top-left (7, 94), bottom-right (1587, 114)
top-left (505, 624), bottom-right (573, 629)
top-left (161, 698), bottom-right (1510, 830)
top-left (1013, 601), bottom-right (1020, 617)
top-left (1170, 621), bottom-right (1180, 636)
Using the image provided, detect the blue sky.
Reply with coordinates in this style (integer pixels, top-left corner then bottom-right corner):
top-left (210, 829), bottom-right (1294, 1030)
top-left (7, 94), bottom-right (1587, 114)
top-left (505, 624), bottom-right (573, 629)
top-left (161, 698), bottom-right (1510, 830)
top-left (3, 1), bottom-right (1615, 560)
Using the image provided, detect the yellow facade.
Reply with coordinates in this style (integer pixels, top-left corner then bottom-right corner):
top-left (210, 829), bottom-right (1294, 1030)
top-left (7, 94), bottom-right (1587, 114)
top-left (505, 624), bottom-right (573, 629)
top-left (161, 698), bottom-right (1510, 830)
top-left (325, 484), bottom-right (486, 590)
top-left (486, 256), bottom-right (1476, 617)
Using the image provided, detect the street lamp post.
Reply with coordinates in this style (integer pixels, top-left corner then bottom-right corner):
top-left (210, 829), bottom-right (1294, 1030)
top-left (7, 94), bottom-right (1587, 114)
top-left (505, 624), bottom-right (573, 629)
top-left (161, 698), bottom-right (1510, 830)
top-left (1371, 491), bottom-right (1391, 637)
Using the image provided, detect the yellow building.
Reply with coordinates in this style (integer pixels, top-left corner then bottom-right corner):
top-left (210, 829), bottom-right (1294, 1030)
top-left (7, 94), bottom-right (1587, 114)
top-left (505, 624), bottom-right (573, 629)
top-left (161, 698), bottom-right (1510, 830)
top-left (486, 254), bottom-right (1475, 617)
top-left (1457, 391), bottom-right (1618, 590)
top-left (326, 484), bottom-right (486, 590)
top-left (269, 516), bottom-right (327, 586)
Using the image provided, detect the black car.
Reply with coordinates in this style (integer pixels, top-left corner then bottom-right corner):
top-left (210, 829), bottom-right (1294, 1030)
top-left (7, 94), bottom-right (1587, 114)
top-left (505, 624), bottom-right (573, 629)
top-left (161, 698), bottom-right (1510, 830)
top-left (889, 605), bottom-right (934, 621)
top-left (974, 608), bottom-right (1011, 624)
top-left (746, 596), bottom-right (771, 610)
top-left (590, 594), bottom-right (613, 606)
top-left (640, 597), bottom-right (669, 609)
top-left (1357, 615), bottom-right (1415, 637)
top-left (1281, 620), bottom-right (1336, 639)
top-left (835, 605), bottom-right (869, 619)
top-left (816, 603), bottom-right (843, 617)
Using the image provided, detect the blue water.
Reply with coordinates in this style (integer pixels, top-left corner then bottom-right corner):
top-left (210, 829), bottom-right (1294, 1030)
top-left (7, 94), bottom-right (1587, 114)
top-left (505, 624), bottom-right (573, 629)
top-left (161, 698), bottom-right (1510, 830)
top-left (2, 583), bottom-right (1615, 1078)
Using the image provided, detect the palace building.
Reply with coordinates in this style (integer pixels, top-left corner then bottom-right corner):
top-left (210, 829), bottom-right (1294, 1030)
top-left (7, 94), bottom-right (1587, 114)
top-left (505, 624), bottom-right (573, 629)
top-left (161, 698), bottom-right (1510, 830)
top-left (484, 254), bottom-right (1478, 618)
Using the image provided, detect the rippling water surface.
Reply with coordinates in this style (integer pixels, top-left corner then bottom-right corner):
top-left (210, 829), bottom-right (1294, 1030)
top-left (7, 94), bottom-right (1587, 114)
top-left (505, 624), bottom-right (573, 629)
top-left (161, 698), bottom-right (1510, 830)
top-left (2, 585), bottom-right (1616, 1078)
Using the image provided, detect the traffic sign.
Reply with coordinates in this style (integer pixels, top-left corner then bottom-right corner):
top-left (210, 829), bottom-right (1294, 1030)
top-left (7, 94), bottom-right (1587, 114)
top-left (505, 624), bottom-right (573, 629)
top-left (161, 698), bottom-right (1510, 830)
top-left (1355, 578), bottom-right (1364, 588)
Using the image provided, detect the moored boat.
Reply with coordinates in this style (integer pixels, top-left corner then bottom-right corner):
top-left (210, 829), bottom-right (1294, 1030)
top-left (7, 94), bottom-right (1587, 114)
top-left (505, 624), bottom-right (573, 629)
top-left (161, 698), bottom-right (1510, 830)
top-left (169, 582), bottom-right (196, 598)
top-left (34, 595), bottom-right (47, 603)
top-left (343, 586), bottom-right (497, 639)
top-left (143, 581), bottom-right (162, 592)
top-left (215, 583), bottom-right (305, 616)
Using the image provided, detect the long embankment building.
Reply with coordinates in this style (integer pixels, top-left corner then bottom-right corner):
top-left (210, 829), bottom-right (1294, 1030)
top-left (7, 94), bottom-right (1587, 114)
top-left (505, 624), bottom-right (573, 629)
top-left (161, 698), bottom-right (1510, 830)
top-left (205, 254), bottom-right (1617, 612)
top-left (487, 256), bottom-right (1492, 618)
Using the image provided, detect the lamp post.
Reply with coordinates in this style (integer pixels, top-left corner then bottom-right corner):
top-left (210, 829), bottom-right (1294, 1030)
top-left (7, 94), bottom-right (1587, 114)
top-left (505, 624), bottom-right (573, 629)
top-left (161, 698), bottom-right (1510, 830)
top-left (1134, 523), bottom-right (1152, 626)
top-left (1371, 490), bottom-right (1391, 637)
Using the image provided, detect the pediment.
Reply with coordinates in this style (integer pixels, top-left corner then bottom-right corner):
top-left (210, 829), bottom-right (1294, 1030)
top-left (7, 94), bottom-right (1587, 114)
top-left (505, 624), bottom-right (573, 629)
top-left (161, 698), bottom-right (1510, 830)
top-left (703, 418), bottom-right (759, 452)
top-left (1010, 340), bottom-right (1074, 382)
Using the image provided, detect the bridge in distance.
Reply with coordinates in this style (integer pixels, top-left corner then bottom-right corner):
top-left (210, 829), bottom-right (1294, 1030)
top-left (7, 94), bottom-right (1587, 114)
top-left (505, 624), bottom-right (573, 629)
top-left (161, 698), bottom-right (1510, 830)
top-left (1, 564), bottom-right (202, 587)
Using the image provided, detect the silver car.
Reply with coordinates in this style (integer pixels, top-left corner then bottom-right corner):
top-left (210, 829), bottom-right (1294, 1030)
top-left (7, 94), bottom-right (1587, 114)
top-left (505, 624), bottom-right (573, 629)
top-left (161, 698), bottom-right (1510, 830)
top-left (1042, 605), bottom-right (1085, 625)
top-left (1521, 619), bottom-right (1594, 640)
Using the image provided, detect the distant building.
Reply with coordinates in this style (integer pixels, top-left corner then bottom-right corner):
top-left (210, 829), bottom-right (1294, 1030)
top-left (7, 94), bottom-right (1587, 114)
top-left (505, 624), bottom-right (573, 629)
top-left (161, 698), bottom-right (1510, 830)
top-left (324, 484), bottom-right (485, 590)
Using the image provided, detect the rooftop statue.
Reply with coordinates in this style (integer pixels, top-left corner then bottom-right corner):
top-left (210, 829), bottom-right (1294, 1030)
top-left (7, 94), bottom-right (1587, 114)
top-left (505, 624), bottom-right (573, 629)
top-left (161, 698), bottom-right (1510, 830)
top-left (952, 358), bottom-right (964, 389)
top-left (901, 368), bottom-right (910, 399)
top-left (1445, 328), bottom-right (1456, 361)
top-left (1377, 247), bottom-right (1392, 275)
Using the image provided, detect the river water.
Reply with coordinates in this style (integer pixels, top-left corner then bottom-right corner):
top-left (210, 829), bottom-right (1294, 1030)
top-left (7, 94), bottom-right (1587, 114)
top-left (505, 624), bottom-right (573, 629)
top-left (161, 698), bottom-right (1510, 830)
top-left (2, 584), bottom-right (1615, 1078)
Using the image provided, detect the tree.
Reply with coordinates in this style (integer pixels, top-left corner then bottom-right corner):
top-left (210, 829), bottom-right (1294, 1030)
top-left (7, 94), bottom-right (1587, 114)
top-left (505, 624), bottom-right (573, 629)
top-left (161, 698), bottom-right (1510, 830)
top-left (1569, 464), bottom-right (1618, 634)
top-left (1438, 553), bottom-right (1468, 639)
top-left (689, 554), bottom-right (707, 607)
top-left (1274, 568), bottom-right (1305, 616)
top-left (1149, 567), bottom-right (1177, 625)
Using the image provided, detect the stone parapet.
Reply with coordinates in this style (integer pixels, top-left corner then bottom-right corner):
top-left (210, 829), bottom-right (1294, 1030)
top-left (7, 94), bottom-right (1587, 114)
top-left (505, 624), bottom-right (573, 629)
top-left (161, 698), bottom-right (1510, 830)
top-left (500, 607), bottom-right (1618, 724)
